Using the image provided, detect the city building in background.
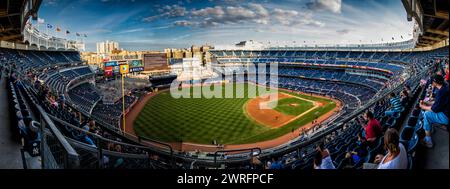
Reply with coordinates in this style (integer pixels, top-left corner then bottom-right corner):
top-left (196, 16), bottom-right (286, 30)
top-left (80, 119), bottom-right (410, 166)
top-left (165, 44), bottom-right (214, 65)
top-left (96, 40), bottom-right (119, 54)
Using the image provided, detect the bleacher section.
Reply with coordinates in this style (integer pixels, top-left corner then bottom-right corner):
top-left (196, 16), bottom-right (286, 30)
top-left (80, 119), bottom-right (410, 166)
top-left (67, 83), bottom-right (101, 115)
top-left (0, 48), bottom-right (81, 71)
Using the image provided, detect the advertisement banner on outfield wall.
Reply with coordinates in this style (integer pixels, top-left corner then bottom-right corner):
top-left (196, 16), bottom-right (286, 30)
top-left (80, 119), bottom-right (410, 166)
top-left (129, 67), bottom-right (144, 73)
top-left (130, 60), bottom-right (143, 67)
top-left (105, 66), bottom-right (113, 77)
top-left (105, 61), bottom-right (118, 67)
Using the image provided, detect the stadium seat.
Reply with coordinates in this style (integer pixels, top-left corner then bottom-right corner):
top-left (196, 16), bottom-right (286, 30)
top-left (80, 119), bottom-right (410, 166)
top-left (400, 126), bottom-right (415, 142)
top-left (406, 133), bottom-right (419, 154)
top-left (407, 116), bottom-right (419, 128)
top-left (366, 136), bottom-right (384, 163)
top-left (408, 155), bottom-right (414, 170)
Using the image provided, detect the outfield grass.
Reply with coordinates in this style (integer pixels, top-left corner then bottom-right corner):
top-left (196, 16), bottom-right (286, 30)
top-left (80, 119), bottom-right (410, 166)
top-left (133, 83), bottom-right (336, 145)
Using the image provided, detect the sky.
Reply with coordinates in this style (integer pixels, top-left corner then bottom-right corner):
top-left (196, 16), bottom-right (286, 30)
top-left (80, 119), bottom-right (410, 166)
top-left (36, 0), bottom-right (414, 52)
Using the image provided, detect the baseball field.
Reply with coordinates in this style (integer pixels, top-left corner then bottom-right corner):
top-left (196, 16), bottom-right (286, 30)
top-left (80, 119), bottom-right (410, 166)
top-left (133, 82), bottom-right (336, 145)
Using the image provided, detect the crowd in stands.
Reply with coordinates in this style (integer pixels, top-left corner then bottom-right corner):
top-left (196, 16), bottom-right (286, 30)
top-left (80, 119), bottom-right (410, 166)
top-left (67, 83), bottom-right (101, 115)
top-left (1, 47), bottom-right (81, 71)
top-left (91, 95), bottom-right (137, 130)
top-left (2, 45), bottom-right (448, 169)
top-left (95, 77), bottom-right (149, 104)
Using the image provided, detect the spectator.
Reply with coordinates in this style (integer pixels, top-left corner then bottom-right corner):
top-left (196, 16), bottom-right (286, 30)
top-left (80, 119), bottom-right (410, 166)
top-left (80, 124), bottom-right (96, 147)
top-left (314, 142), bottom-right (336, 169)
top-left (384, 93), bottom-right (403, 117)
top-left (250, 156), bottom-right (264, 170)
top-left (374, 128), bottom-right (407, 169)
top-left (70, 111), bottom-right (81, 126)
top-left (265, 161), bottom-right (272, 169)
top-left (269, 157), bottom-right (283, 169)
top-left (59, 94), bottom-right (66, 109)
top-left (419, 75), bottom-right (449, 148)
top-left (88, 119), bottom-right (98, 133)
top-left (340, 152), bottom-right (355, 169)
top-left (358, 111), bottom-right (382, 144)
top-left (355, 132), bottom-right (368, 157)
top-left (404, 85), bottom-right (412, 97)
top-left (444, 62), bottom-right (449, 83)
top-left (400, 89), bottom-right (409, 106)
top-left (313, 152), bottom-right (323, 169)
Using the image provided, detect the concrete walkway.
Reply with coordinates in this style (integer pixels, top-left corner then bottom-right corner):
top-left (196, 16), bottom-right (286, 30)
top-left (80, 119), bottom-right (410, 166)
top-left (423, 126), bottom-right (449, 169)
top-left (0, 73), bottom-right (24, 169)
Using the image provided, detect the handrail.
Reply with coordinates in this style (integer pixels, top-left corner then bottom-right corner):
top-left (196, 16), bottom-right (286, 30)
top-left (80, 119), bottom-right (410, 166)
top-left (138, 136), bottom-right (175, 166)
top-left (137, 136), bottom-right (174, 155)
top-left (47, 114), bottom-right (164, 152)
top-left (213, 148), bottom-right (262, 165)
top-left (36, 105), bottom-right (79, 168)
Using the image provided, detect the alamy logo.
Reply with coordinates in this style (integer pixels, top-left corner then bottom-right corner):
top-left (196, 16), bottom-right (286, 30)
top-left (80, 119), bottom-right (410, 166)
top-left (169, 63), bottom-right (279, 109)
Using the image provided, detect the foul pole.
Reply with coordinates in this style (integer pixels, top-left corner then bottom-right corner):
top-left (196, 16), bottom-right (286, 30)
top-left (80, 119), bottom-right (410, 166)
top-left (122, 74), bottom-right (126, 133)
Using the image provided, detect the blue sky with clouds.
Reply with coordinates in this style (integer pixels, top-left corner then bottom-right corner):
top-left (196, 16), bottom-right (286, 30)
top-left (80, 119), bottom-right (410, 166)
top-left (37, 0), bottom-right (414, 51)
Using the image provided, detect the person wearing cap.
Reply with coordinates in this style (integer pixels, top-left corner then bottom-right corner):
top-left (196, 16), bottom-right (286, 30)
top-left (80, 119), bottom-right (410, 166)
top-left (419, 74), bottom-right (449, 148)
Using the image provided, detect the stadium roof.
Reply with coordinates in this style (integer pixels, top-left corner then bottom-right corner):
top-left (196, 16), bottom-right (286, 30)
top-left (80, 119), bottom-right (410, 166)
top-left (0, 0), bottom-right (42, 42)
top-left (402, 0), bottom-right (449, 48)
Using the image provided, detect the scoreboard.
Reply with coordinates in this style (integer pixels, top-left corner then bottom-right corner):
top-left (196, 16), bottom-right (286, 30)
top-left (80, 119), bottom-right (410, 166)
top-left (143, 53), bottom-right (169, 71)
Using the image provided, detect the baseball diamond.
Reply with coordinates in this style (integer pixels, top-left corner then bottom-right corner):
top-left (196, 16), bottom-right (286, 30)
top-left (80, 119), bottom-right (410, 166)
top-left (131, 82), bottom-right (338, 146)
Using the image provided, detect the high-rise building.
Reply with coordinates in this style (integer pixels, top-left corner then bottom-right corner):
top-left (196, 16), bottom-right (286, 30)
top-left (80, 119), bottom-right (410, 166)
top-left (183, 50), bottom-right (192, 58)
top-left (96, 40), bottom-right (119, 54)
top-left (191, 45), bottom-right (200, 53)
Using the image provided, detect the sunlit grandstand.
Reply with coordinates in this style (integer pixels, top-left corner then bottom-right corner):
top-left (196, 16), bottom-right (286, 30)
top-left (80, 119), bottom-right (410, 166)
top-left (0, 0), bottom-right (448, 171)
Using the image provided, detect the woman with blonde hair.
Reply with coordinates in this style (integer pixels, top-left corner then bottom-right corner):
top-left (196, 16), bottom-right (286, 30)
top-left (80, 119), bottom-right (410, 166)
top-left (374, 128), bottom-right (408, 169)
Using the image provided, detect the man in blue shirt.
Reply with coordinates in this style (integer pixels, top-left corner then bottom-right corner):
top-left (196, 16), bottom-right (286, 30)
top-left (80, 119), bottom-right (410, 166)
top-left (420, 75), bottom-right (449, 148)
top-left (385, 93), bottom-right (404, 117)
top-left (269, 157), bottom-right (283, 169)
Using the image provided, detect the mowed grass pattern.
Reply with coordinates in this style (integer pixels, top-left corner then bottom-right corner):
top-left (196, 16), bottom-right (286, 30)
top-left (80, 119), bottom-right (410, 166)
top-left (134, 83), bottom-right (336, 145)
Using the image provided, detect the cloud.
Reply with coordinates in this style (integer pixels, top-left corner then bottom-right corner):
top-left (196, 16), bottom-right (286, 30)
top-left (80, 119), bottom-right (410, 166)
top-left (44, 0), bottom-right (59, 6)
top-left (191, 5), bottom-right (261, 27)
top-left (191, 6), bottom-right (225, 17)
top-left (254, 28), bottom-right (264, 33)
top-left (143, 4), bottom-right (187, 22)
top-left (79, 29), bottom-right (112, 35)
top-left (272, 9), bottom-right (324, 27)
top-left (151, 25), bottom-right (172, 30)
top-left (306, 0), bottom-right (342, 14)
top-left (248, 3), bottom-right (269, 17)
top-left (272, 8), bottom-right (299, 25)
top-left (115, 28), bottom-right (145, 34)
top-left (173, 20), bottom-right (194, 27)
top-left (336, 29), bottom-right (351, 35)
top-left (185, 3), bottom-right (324, 28)
top-left (172, 34), bottom-right (191, 41)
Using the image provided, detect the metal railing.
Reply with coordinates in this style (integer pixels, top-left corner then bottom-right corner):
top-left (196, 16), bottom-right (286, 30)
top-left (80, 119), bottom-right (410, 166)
top-left (45, 113), bottom-right (176, 169)
top-left (213, 148), bottom-right (262, 166)
top-left (37, 105), bottom-right (80, 169)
